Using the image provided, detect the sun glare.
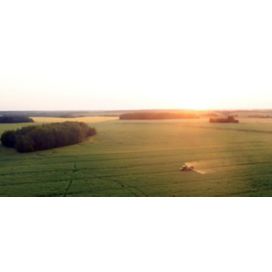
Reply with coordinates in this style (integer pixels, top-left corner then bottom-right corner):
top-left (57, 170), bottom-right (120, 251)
top-left (168, 90), bottom-right (216, 110)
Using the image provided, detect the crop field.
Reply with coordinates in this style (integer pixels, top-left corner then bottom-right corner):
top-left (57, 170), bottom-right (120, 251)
top-left (1, 117), bottom-right (272, 196)
top-left (32, 116), bottom-right (118, 124)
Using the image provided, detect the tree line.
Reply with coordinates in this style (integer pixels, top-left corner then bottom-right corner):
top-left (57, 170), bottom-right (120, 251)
top-left (0, 116), bottom-right (33, 123)
top-left (119, 111), bottom-right (199, 120)
top-left (1, 122), bottom-right (96, 153)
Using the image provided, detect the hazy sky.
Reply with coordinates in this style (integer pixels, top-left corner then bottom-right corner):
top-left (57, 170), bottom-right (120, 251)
top-left (1, 0), bottom-right (272, 110)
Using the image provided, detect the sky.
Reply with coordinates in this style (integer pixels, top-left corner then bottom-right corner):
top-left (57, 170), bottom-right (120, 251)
top-left (1, 0), bottom-right (272, 110)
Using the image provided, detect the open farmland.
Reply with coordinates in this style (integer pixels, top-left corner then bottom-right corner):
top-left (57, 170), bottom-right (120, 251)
top-left (1, 117), bottom-right (272, 196)
top-left (32, 116), bottom-right (118, 124)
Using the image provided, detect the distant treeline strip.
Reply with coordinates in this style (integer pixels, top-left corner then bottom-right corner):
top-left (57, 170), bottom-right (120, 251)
top-left (1, 122), bottom-right (96, 153)
top-left (119, 112), bottom-right (199, 120)
top-left (0, 116), bottom-right (33, 123)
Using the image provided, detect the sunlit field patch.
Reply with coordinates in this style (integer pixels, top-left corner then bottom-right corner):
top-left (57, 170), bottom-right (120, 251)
top-left (32, 116), bottom-right (118, 124)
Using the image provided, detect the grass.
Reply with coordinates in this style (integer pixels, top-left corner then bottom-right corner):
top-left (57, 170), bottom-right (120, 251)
top-left (32, 116), bottom-right (118, 124)
top-left (1, 117), bottom-right (272, 196)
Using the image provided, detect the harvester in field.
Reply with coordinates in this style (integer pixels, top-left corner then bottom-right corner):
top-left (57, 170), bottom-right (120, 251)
top-left (180, 163), bottom-right (195, 172)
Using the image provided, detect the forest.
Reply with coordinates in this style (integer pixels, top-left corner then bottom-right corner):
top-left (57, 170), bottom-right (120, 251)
top-left (0, 116), bottom-right (33, 123)
top-left (1, 122), bottom-right (96, 152)
top-left (119, 111), bottom-right (199, 120)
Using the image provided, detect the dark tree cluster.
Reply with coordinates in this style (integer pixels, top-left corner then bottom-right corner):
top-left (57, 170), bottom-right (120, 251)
top-left (0, 116), bottom-right (34, 123)
top-left (209, 116), bottom-right (239, 123)
top-left (119, 112), bottom-right (199, 120)
top-left (1, 122), bottom-right (96, 153)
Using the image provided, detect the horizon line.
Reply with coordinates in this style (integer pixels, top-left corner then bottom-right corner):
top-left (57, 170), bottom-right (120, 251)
top-left (1, 108), bottom-right (272, 112)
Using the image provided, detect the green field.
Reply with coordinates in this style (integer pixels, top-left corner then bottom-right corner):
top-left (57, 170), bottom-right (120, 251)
top-left (1, 118), bottom-right (272, 196)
